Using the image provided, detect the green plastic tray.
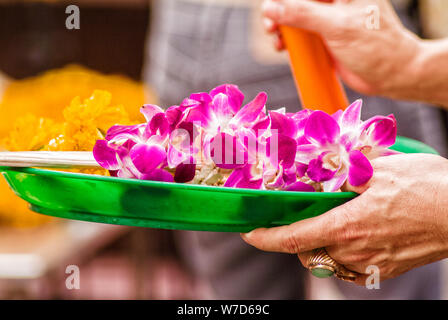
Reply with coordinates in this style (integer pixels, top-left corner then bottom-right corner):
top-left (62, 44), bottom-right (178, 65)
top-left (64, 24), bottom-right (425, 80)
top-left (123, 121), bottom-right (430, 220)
top-left (0, 136), bottom-right (438, 232)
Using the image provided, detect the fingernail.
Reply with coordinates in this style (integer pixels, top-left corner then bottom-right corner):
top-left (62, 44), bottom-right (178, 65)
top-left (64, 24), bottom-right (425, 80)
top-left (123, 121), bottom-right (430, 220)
top-left (240, 232), bottom-right (251, 241)
top-left (262, 1), bottom-right (285, 18)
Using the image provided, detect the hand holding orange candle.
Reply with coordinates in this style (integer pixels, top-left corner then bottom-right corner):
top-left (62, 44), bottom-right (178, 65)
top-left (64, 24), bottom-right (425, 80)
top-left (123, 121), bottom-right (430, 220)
top-left (280, 25), bottom-right (348, 113)
top-left (264, 0), bottom-right (348, 113)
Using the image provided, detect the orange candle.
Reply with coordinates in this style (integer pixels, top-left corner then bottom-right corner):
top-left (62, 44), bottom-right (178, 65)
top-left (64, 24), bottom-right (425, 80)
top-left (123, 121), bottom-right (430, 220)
top-left (280, 25), bottom-right (348, 113)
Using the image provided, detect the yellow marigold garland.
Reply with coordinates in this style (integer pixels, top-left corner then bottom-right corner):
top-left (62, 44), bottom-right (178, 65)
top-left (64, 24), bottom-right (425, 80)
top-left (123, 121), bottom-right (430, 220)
top-left (0, 65), bottom-right (154, 227)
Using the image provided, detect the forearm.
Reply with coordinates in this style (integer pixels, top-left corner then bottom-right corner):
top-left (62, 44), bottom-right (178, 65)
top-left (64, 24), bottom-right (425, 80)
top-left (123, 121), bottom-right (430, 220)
top-left (388, 38), bottom-right (448, 108)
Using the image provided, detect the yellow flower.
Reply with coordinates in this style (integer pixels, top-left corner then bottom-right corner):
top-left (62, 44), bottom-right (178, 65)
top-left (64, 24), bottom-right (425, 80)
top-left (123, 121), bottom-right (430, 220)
top-left (0, 64), bottom-right (152, 140)
top-left (1, 114), bottom-right (62, 151)
top-left (46, 90), bottom-right (131, 152)
top-left (3, 89), bottom-right (132, 154)
top-left (0, 65), bottom-right (156, 228)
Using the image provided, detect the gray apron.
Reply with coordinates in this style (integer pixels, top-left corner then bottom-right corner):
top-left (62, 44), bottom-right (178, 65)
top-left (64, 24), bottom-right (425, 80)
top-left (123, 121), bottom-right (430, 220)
top-left (144, 0), bottom-right (443, 299)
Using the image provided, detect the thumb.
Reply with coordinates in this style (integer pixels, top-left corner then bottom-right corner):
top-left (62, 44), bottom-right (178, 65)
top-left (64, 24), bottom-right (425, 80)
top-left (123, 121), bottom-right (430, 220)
top-left (241, 193), bottom-right (364, 253)
top-left (262, 0), bottom-right (344, 35)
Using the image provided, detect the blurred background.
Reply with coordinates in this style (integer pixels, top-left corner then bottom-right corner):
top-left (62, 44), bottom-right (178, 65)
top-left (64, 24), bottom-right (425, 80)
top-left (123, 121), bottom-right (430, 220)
top-left (0, 0), bottom-right (448, 300)
top-left (0, 0), bottom-right (202, 299)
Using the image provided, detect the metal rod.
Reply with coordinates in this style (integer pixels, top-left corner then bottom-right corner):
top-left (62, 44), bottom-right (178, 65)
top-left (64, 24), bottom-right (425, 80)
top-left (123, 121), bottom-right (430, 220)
top-left (0, 151), bottom-right (100, 168)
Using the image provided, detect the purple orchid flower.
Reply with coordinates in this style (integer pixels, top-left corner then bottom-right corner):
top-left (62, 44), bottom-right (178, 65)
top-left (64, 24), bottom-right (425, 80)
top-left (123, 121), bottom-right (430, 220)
top-left (181, 84), bottom-right (269, 169)
top-left (295, 100), bottom-right (397, 191)
top-left (223, 116), bottom-right (307, 192)
top-left (93, 84), bottom-right (397, 193)
top-left (93, 107), bottom-right (174, 182)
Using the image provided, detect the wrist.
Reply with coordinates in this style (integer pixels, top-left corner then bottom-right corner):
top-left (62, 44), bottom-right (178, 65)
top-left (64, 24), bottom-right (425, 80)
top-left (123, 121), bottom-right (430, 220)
top-left (415, 39), bottom-right (448, 107)
top-left (385, 37), bottom-right (448, 107)
top-left (379, 31), bottom-right (425, 101)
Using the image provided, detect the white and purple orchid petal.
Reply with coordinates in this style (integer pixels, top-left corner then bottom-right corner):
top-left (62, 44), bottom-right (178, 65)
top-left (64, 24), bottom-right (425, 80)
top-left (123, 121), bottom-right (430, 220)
top-left (262, 167), bottom-right (277, 186)
top-left (296, 135), bottom-right (310, 146)
top-left (141, 169), bottom-right (174, 182)
top-left (130, 143), bottom-right (167, 174)
top-left (119, 152), bottom-right (142, 179)
top-left (146, 134), bottom-right (168, 148)
top-left (292, 109), bottom-right (313, 134)
top-left (296, 162), bottom-right (308, 178)
top-left (266, 175), bottom-right (284, 189)
top-left (237, 179), bottom-right (264, 189)
top-left (267, 133), bottom-right (297, 169)
top-left (93, 140), bottom-right (120, 170)
top-left (340, 99), bottom-right (362, 129)
top-left (120, 139), bottom-right (137, 152)
top-left (211, 93), bottom-right (235, 120)
top-left (209, 84), bottom-right (244, 114)
top-left (236, 128), bottom-right (258, 164)
top-left (238, 165), bottom-right (264, 189)
top-left (359, 115), bottom-right (384, 132)
top-left (295, 144), bottom-right (321, 164)
top-left (114, 146), bottom-right (143, 179)
top-left (115, 143), bottom-right (131, 162)
top-left (348, 150), bottom-right (373, 186)
top-left (224, 165), bottom-right (263, 189)
top-left (360, 115), bottom-right (397, 146)
top-left (140, 104), bottom-right (164, 122)
top-left (305, 111), bottom-right (340, 145)
top-left (231, 164), bottom-right (263, 189)
top-left (105, 124), bottom-right (144, 143)
top-left (167, 144), bottom-right (189, 168)
top-left (251, 115), bottom-right (270, 138)
top-left (165, 105), bottom-right (183, 128)
top-left (290, 111), bottom-right (312, 142)
top-left (183, 121), bottom-right (199, 141)
top-left (229, 92), bottom-right (267, 128)
top-left (293, 108), bottom-right (313, 120)
top-left (180, 98), bottom-right (201, 109)
top-left (307, 155), bottom-right (337, 182)
top-left (277, 135), bottom-right (297, 169)
top-left (182, 106), bottom-right (209, 127)
top-left (339, 132), bottom-right (357, 152)
top-left (265, 168), bottom-right (285, 190)
top-left (201, 134), bottom-right (213, 163)
top-left (273, 107), bottom-right (286, 114)
top-left (174, 161), bottom-right (196, 183)
top-left (322, 170), bottom-right (348, 192)
top-left (283, 165), bottom-right (298, 185)
top-left (367, 115), bottom-right (397, 147)
top-left (183, 94), bottom-right (213, 126)
top-left (170, 122), bottom-right (196, 155)
top-left (269, 111), bottom-right (298, 139)
top-left (332, 109), bottom-right (343, 123)
top-left (285, 181), bottom-right (315, 192)
top-left (224, 167), bottom-right (243, 188)
top-left (189, 92), bottom-right (212, 105)
top-left (117, 167), bottom-right (138, 179)
top-left (105, 125), bottom-right (135, 141)
top-left (210, 132), bottom-right (246, 169)
top-left (115, 143), bottom-right (150, 179)
top-left (148, 113), bottom-right (170, 137)
top-left (165, 103), bottom-right (201, 130)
